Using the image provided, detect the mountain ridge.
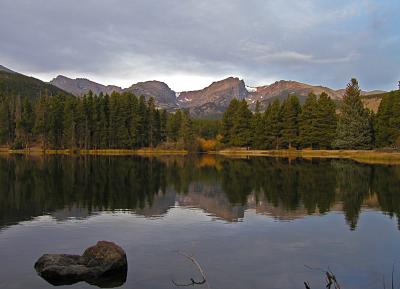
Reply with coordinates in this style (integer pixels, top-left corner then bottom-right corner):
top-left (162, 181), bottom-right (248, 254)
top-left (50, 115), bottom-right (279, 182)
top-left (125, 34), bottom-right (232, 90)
top-left (49, 74), bottom-right (390, 117)
top-left (0, 67), bottom-right (72, 100)
top-left (0, 65), bottom-right (389, 117)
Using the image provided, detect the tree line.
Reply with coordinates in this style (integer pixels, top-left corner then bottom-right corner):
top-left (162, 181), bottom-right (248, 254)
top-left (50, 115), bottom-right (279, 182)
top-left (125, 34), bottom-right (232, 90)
top-left (222, 78), bottom-right (400, 150)
top-left (0, 78), bottom-right (399, 151)
top-left (0, 91), bottom-right (197, 150)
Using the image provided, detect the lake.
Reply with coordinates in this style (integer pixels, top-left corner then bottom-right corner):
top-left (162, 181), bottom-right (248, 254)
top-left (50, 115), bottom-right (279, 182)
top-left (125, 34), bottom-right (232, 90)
top-left (0, 155), bottom-right (399, 289)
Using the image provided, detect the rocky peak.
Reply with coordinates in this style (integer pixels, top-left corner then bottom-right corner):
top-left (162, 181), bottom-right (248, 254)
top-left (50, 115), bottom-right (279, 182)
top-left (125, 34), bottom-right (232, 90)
top-left (178, 77), bottom-right (248, 108)
top-left (50, 75), bottom-right (122, 96)
top-left (247, 80), bottom-right (343, 107)
top-left (125, 80), bottom-right (177, 109)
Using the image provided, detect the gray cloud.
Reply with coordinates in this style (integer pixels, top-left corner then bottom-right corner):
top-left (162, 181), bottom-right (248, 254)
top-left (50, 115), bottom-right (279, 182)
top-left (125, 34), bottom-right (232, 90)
top-left (0, 0), bottom-right (399, 91)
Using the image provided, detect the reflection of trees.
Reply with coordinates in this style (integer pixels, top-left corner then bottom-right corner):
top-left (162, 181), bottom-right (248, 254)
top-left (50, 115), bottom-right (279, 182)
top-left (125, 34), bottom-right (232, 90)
top-left (1, 155), bottom-right (400, 230)
top-left (333, 160), bottom-right (373, 230)
top-left (253, 158), bottom-right (301, 211)
top-left (371, 165), bottom-right (400, 228)
top-left (297, 159), bottom-right (337, 214)
top-left (0, 156), bottom-right (169, 228)
top-left (221, 159), bottom-right (253, 205)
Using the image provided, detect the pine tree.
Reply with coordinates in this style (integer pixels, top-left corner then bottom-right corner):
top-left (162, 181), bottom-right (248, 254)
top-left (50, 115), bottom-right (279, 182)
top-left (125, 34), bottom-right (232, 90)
top-left (101, 94), bottom-right (110, 148)
top-left (0, 96), bottom-right (12, 146)
top-left (75, 96), bottom-right (86, 149)
top-left (281, 94), bottom-right (301, 148)
top-left (19, 97), bottom-right (34, 148)
top-left (374, 91), bottom-right (400, 147)
top-left (137, 95), bottom-right (148, 147)
top-left (167, 110), bottom-right (182, 142)
top-left (117, 92), bottom-right (132, 148)
top-left (333, 78), bottom-right (373, 149)
top-left (63, 96), bottom-right (77, 149)
top-left (14, 94), bottom-right (23, 148)
top-left (221, 99), bottom-right (240, 145)
top-left (179, 110), bottom-right (197, 151)
top-left (264, 99), bottom-right (282, 149)
top-left (34, 95), bottom-right (49, 149)
top-left (47, 95), bottom-right (64, 148)
top-left (315, 92), bottom-right (337, 149)
top-left (231, 100), bottom-right (252, 147)
top-left (160, 109), bottom-right (168, 143)
top-left (251, 101), bottom-right (265, 149)
top-left (299, 93), bottom-right (319, 148)
top-left (127, 94), bottom-right (139, 148)
top-left (147, 97), bottom-right (159, 147)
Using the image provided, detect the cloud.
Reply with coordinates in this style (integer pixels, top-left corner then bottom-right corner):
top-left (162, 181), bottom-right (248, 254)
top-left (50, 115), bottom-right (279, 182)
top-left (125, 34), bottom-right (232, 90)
top-left (0, 0), bottom-right (399, 91)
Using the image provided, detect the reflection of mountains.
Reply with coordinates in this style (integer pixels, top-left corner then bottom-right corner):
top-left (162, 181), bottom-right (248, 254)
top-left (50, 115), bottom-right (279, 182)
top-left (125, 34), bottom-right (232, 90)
top-left (77, 185), bottom-right (382, 224)
top-left (1, 155), bottom-right (400, 231)
top-left (47, 189), bottom-right (381, 225)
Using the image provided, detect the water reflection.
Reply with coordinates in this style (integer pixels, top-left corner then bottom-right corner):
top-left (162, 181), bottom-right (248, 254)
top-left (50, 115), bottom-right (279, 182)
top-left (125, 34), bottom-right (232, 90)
top-left (0, 154), bottom-right (399, 230)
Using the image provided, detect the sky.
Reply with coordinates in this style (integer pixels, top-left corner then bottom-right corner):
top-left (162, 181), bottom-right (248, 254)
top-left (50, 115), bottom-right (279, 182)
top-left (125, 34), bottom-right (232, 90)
top-left (0, 0), bottom-right (399, 92)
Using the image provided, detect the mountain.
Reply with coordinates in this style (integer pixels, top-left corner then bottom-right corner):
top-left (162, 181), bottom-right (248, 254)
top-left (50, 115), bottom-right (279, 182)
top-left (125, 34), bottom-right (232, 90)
top-left (50, 76), bottom-right (177, 109)
top-left (177, 77), bottom-right (248, 117)
top-left (48, 74), bottom-right (389, 117)
top-left (0, 70), bottom-right (71, 101)
top-left (50, 75), bottom-right (122, 96)
top-left (0, 65), bottom-right (15, 74)
top-left (178, 77), bottom-right (248, 107)
top-left (336, 88), bottom-right (387, 97)
top-left (246, 80), bottom-right (344, 109)
top-left (2, 64), bottom-right (387, 117)
top-left (125, 80), bottom-right (177, 109)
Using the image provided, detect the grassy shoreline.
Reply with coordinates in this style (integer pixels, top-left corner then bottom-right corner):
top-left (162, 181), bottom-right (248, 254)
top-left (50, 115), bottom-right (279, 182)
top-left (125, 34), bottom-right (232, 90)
top-left (216, 149), bottom-right (400, 164)
top-left (2, 147), bottom-right (400, 164)
top-left (0, 148), bottom-right (188, 156)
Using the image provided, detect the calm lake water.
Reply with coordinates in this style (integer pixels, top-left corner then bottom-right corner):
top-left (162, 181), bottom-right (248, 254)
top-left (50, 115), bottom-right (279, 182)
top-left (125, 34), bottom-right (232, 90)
top-left (0, 155), bottom-right (400, 289)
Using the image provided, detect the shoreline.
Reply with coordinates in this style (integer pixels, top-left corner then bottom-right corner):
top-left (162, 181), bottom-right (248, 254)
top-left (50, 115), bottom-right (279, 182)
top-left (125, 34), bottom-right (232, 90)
top-left (2, 147), bottom-right (400, 164)
top-left (0, 148), bottom-right (188, 156)
top-left (216, 149), bottom-right (400, 164)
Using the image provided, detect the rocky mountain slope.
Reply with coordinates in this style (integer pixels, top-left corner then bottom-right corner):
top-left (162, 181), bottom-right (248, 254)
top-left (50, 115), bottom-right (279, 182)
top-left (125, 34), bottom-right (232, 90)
top-left (246, 80), bottom-right (345, 109)
top-left (1, 64), bottom-right (388, 117)
top-left (125, 80), bottom-right (177, 109)
top-left (178, 77), bottom-right (248, 107)
top-left (177, 77), bottom-right (249, 117)
top-left (50, 76), bottom-right (177, 109)
top-left (50, 75), bottom-right (122, 96)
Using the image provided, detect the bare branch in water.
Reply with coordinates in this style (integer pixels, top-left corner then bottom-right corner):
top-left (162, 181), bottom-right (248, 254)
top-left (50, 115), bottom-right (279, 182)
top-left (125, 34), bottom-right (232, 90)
top-left (392, 264), bottom-right (395, 289)
top-left (171, 251), bottom-right (210, 289)
top-left (304, 266), bottom-right (341, 289)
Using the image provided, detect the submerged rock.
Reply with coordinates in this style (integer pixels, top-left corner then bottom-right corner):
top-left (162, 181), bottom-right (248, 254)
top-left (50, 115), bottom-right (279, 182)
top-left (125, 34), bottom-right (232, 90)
top-left (34, 241), bottom-right (127, 287)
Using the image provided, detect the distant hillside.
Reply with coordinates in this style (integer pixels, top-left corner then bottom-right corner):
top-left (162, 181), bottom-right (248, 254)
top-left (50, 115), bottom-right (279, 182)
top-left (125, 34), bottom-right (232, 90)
top-left (361, 91), bottom-right (392, 112)
top-left (51, 76), bottom-right (177, 109)
top-left (50, 75), bottom-right (122, 96)
top-left (1, 64), bottom-right (389, 117)
top-left (0, 70), bottom-right (71, 100)
top-left (0, 65), bottom-right (15, 74)
top-left (247, 80), bottom-right (343, 108)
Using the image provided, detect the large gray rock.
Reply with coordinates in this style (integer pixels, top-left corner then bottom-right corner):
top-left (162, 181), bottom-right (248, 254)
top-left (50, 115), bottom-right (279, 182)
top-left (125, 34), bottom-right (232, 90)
top-left (34, 241), bottom-right (127, 287)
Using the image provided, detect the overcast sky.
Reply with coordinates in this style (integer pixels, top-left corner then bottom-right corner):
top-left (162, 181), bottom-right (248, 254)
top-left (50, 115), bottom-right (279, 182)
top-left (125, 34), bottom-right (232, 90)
top-left (0, 0), bottom-right (399, 91)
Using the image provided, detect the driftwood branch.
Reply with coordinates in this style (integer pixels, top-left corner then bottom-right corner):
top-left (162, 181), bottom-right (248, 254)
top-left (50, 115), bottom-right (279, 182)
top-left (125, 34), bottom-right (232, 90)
top-left (171, 251), bottom-right (210, 289)
top-left (303, 266), bottom-right (341, 289)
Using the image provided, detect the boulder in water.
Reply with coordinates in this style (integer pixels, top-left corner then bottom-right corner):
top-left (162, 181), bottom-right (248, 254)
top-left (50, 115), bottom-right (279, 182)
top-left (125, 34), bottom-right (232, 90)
top-left (34, 241), bottom-right (127, 287)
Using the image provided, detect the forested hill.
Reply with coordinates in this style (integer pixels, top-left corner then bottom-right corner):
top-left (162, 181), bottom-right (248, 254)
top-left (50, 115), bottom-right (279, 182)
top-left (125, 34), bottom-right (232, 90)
top-left (0, 70), bottom-right (72, 100)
